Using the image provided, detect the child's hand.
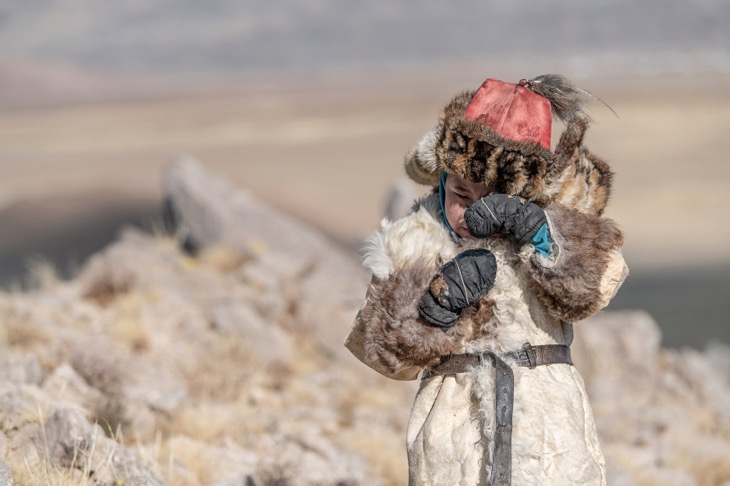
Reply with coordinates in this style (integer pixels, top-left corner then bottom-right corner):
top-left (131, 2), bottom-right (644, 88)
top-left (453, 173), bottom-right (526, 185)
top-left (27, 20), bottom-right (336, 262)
top-left (464, 194), bottom-right (547, 246)
top-left (418, 249), bottom-right (496, 329)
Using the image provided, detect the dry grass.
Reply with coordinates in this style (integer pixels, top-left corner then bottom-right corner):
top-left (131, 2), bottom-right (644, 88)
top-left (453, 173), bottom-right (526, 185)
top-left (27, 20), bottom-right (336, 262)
top-left (82, 272), bottom-right (133, 308)
top-left (663, 431), bottom-right (730, 486)
top-left (68, 345), bottom-right (128, 439)
top-left (1, 315), bottom-right (50, 348)
top-left (106, 291), bottom-right (158, 354)
top-left (3, 405), bottom-right (117, 486)
top-left (112, 315), bottom-right (150, 354)
top-left (198, 245), bottom-right (250, 272)
top-left (255, 460), bottom-right (297, 486)
top-left (178, 333), bottom-right (256, 402)
top-left (156, 439), bottom-right (222, 486)
top-left (168, 379), bottom-right (285, 444)
top-left (334, 380), bottom-right (411, 485)
top-left (347, 432), bottom-right (406, 485)
top-left (8, 460), bottom-right (87, 486)
top-left (169, 405), bottom-right (237, 444)
top-left (24, 257), bottom-right (60, 291)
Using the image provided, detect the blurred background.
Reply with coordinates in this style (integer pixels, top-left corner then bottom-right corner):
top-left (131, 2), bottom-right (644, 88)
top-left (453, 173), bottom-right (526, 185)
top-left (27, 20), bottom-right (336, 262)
top-left (1, 0), bottom-right (729, 348)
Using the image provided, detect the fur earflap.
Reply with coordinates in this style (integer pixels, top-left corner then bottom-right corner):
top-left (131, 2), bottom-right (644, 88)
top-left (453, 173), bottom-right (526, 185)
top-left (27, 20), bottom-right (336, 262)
top-left (404, 126), bottom-right (442, 186)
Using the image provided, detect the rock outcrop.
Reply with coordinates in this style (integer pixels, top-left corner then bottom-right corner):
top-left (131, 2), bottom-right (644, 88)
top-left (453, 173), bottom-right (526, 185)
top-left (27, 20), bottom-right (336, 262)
top-left (573, 311), bottom-right (730, 485)
top-left (0, 158), bottom-right (728, 485)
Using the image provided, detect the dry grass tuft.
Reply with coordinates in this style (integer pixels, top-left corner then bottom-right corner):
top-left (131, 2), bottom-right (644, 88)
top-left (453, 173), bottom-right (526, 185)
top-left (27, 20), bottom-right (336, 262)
top-left (670, 444), bottom-right (730, 486)
top-left (256, 457), bottom-right (296, 486)
top-left (179, 334), bottom-right (255, 402)
top-left (112, 316), bottom-right (150, 354)
top-left (24, 256), bottom-right (61, 291)
top-left (336, 379), bottom-right (409, 428)
top-left (2, 315), bottom-right (50, 348)
top-left (7, 459), bottom-right (88, 486)
top-left (168, 405), bottom-right (232, 443)
top-left (347, 432), bottom-right (407, 485)
top-left (82, 271), bottom-right (134, 308)
top-left (93, 397), bottom-right (127, 440)
top-left (198, 245), bottom-right (251, 272)
top-left (68, 346), bottom-right (128, 438)
top-left (4, 406), bottom-right (106, 486)
top-left (158, 443), bottom-right (217, 485)
top-left (69, 347), bottom-right (124, 399)
top-left (92, 287), bottom-right (154, 355)
top-left (169, 394), bottom-right (281, 446)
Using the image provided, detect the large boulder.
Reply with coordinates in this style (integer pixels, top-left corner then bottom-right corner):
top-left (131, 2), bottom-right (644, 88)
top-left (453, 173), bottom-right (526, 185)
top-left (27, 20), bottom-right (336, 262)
top-left (162, 156), bottom-right (369, 360)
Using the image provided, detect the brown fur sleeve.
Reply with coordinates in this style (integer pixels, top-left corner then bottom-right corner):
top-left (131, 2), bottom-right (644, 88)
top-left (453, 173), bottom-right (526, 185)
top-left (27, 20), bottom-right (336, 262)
top-left (525, 204), bottom-right (628, 322)
top-left (344, 260), bottom-right (483, 380)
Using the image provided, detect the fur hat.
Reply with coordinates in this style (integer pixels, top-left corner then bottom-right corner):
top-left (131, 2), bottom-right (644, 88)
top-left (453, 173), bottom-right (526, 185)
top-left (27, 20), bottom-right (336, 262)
top-left (404, 74), bottom-right (613, 215)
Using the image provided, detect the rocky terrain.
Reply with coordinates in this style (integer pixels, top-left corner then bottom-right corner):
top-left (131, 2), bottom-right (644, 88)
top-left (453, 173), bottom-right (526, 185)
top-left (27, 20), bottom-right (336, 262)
top-left (0, 159), bottom-right (729, 485)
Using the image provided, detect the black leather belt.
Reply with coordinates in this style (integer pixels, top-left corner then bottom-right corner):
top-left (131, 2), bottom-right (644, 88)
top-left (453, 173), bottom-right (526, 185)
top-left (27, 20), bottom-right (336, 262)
top-left (422, 343), bottom-right (573, 486)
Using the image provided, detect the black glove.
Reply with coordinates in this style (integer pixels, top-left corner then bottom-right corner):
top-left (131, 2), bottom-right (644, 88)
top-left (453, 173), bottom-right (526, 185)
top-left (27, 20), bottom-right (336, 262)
top-left (464, 194), bottom-right (547, 247)
top-left (418, 292), bottom-right (461, 329)
top-left (419, 249), bottom-right (497, 329)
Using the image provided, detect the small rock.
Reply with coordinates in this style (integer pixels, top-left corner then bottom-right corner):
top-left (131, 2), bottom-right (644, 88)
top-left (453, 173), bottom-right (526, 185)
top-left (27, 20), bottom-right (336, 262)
top-left (42, 407), bottom-right (162, 485)
top-left (164, 435), bottom-right (257, 484)
top-left (208, 302), bottom-right (293, 365)
top-left (42, 363), bottom-right (104, 413)
top-left (0, 353), bottom-right (43, 386)
top-left (0, 459), bottom-right (14, 486)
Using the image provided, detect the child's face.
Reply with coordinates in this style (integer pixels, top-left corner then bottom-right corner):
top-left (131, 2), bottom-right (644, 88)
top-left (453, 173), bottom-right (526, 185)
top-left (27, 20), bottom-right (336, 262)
top-left (444, 174), bottom-right (492, 239)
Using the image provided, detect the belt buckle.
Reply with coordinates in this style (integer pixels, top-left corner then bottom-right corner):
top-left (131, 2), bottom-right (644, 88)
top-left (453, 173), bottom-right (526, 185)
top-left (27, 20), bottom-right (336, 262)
top-left (522, 342), bottom-right (537, 368)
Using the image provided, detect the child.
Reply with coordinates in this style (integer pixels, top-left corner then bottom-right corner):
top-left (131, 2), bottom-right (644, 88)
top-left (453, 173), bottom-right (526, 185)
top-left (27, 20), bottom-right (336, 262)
top-left (345, 75), bottom-right (628, 485)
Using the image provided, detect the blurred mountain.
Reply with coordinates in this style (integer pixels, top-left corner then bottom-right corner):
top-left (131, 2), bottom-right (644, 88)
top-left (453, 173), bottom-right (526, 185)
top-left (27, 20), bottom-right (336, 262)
top-left (0, 0), bottom-right (728, 78)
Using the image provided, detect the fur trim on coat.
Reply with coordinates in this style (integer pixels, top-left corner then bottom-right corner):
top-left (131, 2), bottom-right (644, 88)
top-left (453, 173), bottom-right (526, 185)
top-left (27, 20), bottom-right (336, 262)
top-left (526, 204), bottom-right (628, 322)
top-left (346, 262), bottom-right (494, 380)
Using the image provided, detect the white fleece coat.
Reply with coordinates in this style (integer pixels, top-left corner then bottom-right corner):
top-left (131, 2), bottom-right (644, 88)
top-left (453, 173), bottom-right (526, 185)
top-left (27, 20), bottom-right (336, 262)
top-left (345, 193), bottom-right (628, 485)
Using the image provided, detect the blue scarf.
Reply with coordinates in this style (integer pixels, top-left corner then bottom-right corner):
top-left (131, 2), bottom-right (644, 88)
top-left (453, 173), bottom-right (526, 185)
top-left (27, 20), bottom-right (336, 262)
top-left (438, 172), bottom-right (460, 241)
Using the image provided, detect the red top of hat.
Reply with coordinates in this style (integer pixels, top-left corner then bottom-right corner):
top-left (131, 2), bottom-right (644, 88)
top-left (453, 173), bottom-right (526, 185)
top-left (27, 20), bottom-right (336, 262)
top-left (464, 78), bottom-right (552, 150)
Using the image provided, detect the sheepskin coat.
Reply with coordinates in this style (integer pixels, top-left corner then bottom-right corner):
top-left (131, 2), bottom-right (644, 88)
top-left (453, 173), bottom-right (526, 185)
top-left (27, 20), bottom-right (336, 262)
top-left (345, 193), bottom-right (628, 485)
